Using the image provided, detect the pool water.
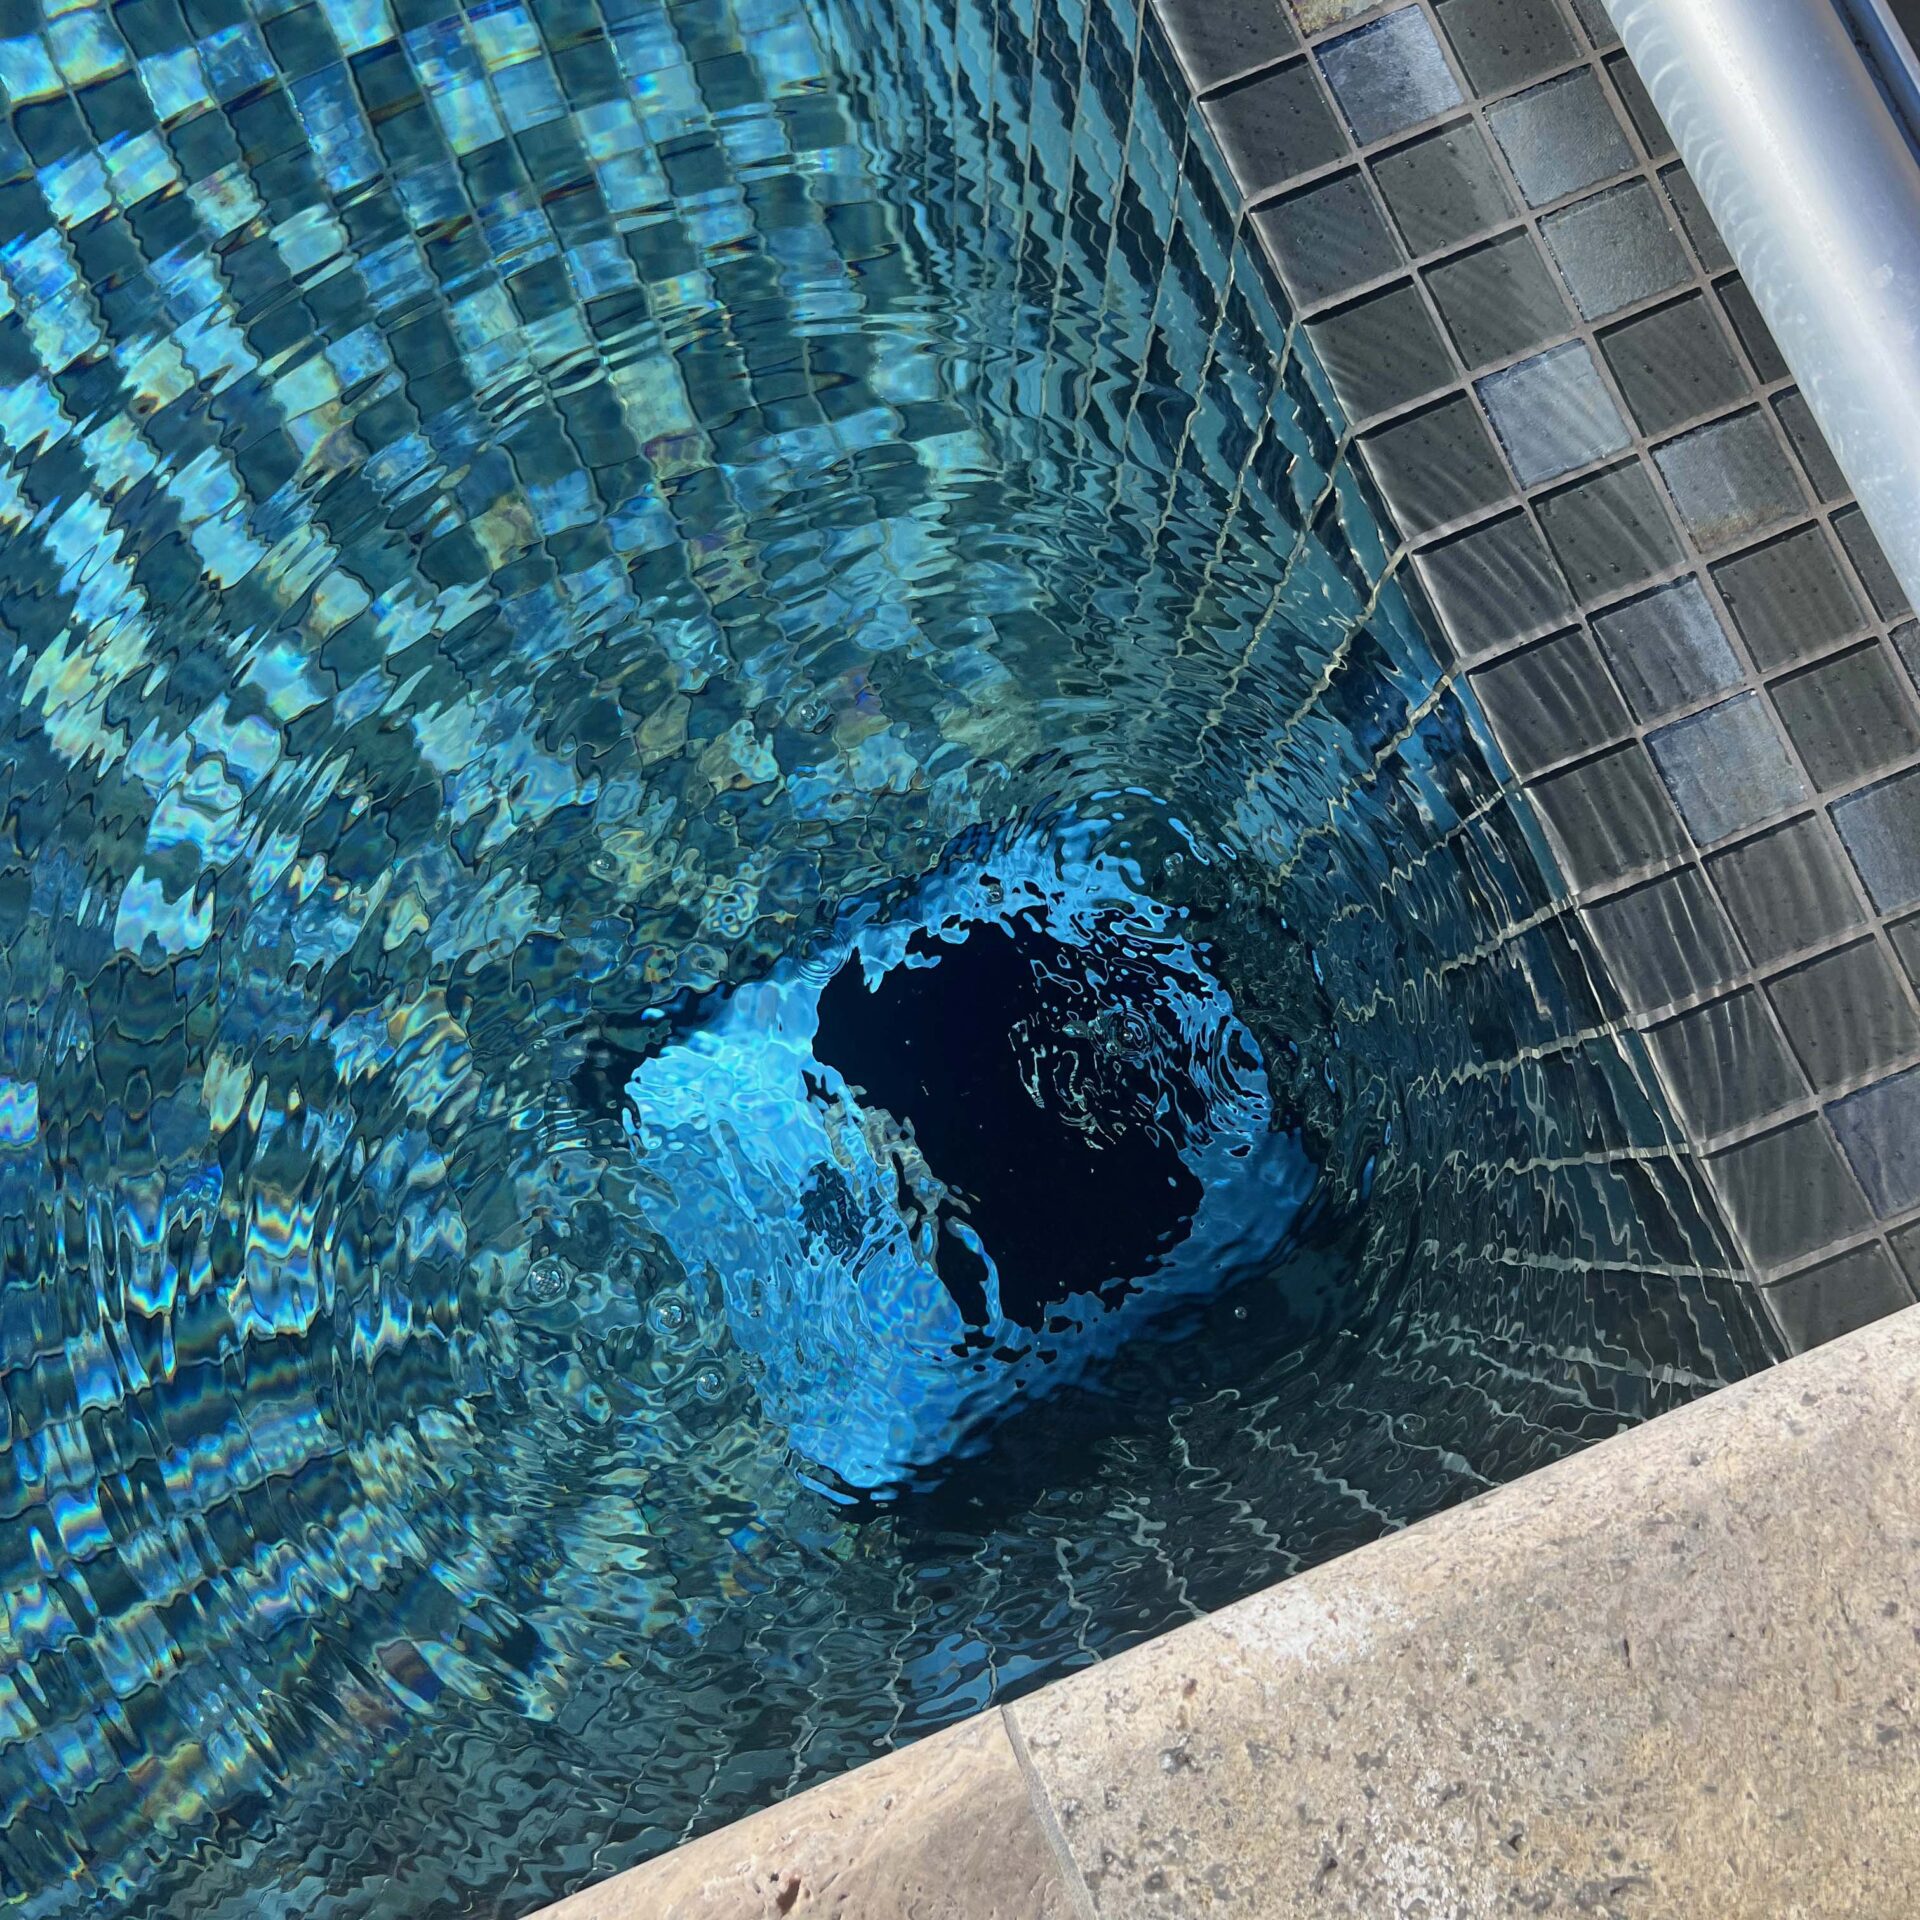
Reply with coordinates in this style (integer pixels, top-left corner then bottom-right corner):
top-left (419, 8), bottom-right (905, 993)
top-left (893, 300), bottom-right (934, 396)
top-left (0, 0), bottom-right (1778, 1912)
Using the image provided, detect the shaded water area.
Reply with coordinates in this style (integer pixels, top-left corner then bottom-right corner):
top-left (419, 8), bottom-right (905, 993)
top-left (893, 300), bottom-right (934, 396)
top-left (0, 0), bottom-right (1780, 1912)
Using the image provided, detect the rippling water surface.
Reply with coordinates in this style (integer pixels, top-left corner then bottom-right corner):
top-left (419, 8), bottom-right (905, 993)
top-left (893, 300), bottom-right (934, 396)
top-left (0, 0), bottom-right (1778, 1911)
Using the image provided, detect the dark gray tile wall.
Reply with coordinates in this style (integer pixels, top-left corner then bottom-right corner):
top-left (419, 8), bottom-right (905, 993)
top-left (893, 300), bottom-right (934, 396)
top-left (1150, 0), bottom-right (1920, 1350)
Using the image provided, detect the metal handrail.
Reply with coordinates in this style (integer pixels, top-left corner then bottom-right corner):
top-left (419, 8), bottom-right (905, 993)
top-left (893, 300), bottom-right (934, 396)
top-left (1605, 0), bottom-right (1920, 617)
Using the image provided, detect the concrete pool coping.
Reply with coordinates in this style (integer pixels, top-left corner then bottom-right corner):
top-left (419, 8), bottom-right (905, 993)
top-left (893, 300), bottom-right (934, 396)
top-left (527, 1302), bottom-right (1920, 1917)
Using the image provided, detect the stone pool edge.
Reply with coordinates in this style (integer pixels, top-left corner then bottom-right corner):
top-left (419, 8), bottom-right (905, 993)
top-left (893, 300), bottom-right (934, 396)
top-left (525, 1301), bottom-right (1920, 1917)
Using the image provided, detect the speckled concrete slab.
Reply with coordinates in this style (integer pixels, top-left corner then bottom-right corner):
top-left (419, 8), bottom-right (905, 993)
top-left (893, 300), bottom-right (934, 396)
top-left (524, 1710), bottom-right (1089, 1919)
top-left (1009, 1304), bottom-right (1920, 1917)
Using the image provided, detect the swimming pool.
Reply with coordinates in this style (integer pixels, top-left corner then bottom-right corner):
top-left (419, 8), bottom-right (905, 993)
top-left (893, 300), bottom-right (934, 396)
top-left (0, 0), bottom-right (1778, 1912)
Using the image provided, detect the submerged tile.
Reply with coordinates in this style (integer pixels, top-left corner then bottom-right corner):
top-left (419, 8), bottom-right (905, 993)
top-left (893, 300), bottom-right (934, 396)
top-left (1772, 390), bottom-right (1848, 503)
top-left (1488, 69), bottom-right (1633, 208)
top-left (1834, 767), bottom-right (1920, 911)
top-left (1533, 742), bottom-right (1691, 889)
top-left (1254, 168), bottom-right (1404, 311)
top-left (1583, 865), bottom-right (1747, 1010)
top-left (1435, 0), bottom-right (1576, 95)
top-left (1600, 295), bottom-right (1751, 438)
top-left (1659, 163), bottom-right (1731, 271)
top-left (1605, 49), bottom-right (1671, 158)
top-left (1205, 60), bottom-right (1349, 199)
top-left (1536, 460), bottom-right (1685, 601)
top-left (1830, 1067), bottom-right (1920, 1217)
top-left (1359, 393), bottom-right (1511, 535)
top-left (1653, 410), bottom-right (1807, 553)
top-left (1318, 8), bottom-right (1463, 146)
top-left (1648, 693), bottom-right (1808, 846)
top-left (1591, 575), bottom-right (1744, 721)
top-left (1764, 1243), bottom-right (1914, 1351)
top-left (1704, 1117), bottom-right (1872, 1270)
top-left (1477, 342), bottom-right (1628, 487)
top-left (1425, 230), bottom-right (1574, 368)
top-left (1767, 939), bottom-right (1920, 1092)
top-left (1414, 509), bottom-right (1575, 658)
top-left (1833, 503), bottom-right (1913, 621)
top-left (1713, 524), bottom-right (1867, 670)
top-left (1470, 627), bottom-right (1631, 776)
top-left (1648, 989), bottom-right (1807, 1139)
top-left (1370, 119), bottom-right (1516, 254)
top-left (1771, 642), bottom-right (1920, 792)
top-left (1162, 0), bottom-right (1301, 93)
top-left (1542, 180), bottom-right (1691, 320)
top-left (1707, 816), bottom-right (1869, 968)
top-left (1305, 279), bottom-right (1455, 422)
top-left (1718, 276), bottom-right (1789, 383)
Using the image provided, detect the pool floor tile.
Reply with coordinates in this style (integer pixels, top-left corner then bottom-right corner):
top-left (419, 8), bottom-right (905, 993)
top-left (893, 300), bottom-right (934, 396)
top-left (1833, 768), bottom-right (1920, 912)
top-left (1161, 0), bottom-right (1301, 93)
top-left (1830, 1067), bottom-right (1920, 1217)
top-left (1533, 742), bottom-right (1693, 889)
top-left (1487, 69), bottom-right (1633, 208)
top-left (1653, 410), bottom-right (1808, 553)
top-left (1648, 693), bottom-right (1808, 846)
top-left (1318, 8), bottom-right (1464, 147)
top-left (1477, 341), bottom-right (1628, 487)
top-left (1306, 279), bottom-right (1457, 422)
top-left (1647, 989), bottom-right (1807, 1139)
top-left (1359, 393), bottom-right (1512, 535)
top-left (1712, 524), bottom-right (1868, 671)
top-left (1536, 460), bottom-right (1686, 601)
top-left (1253, 169), bottom-right (1405, 312)
top-left (1767, 939), bottom-right (1920, 1093)
top-left (1205, 59), bottom-right (1349, 199)
top-left (1591, 575), bottom-right (1745, 721)
top-left (1703, 1117), bottom-right (1874, 1271)
top-left (1763, 1243), bottom-right (1914, 1351)
top-left (1469, 626), bottom-right (1631, 776)
top-left (1542, 179), bottom-right (1691, 320)
top-left (1415, 509), bottom-right (1576, 658)
top-left (1434, 0), bottom-right (1576, 95)
top-left (1600, 295), bottom-right (1751, 437)
top-left (1706, 816), bottom-right (1870, 968)
top-left (1425, 230), bottom-right (1574, 369)
top-left (1770, 642), bottom-right (1920, 792)
top-left (1369, 118), bottom-right (1517, 254)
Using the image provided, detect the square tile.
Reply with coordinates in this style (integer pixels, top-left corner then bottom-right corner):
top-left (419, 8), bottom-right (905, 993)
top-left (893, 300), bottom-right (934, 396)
top-left (1653, 410), bottom-right (1808, 553)
top-left (1536, 460), bottom-right (1685, 602)
top-left (1703, 1117), bottom-right (1872, 1270)
top-left (1600, 295), bottom-right (1750, 437)
top-left (1707, 816), bottom-right (1868, 968)
top-left (1205, 60), bottom-right (1349, 200)
top-left (1895, 620), bottom-right (1920, 695)
top-left (1424, 230), bottom-right (1573, 368)
top-left (1254, 169), bottom-right (1404, 312)
top-left (1305, 280), bottom-right (1456, 423)
top-left (1583, 865), bottom-right (1747, 1010)
top-left (1768, 939), bottom-right (1920, 1092)
top-left (1163, 0), bottom-right (1301, 93)
top-left (1647, 989), bottom-right (1807, 1139)
top-left (1542, 180), bottom-right (1691, 320)
top-left (1658, 163), bottom-right (1731, 272)
top-left (1477, 341), bottom-right (1627, 486)
top-left (1318, 8), bottom-right (1464, 146)
top-left (1834, 767), bottom-right (1920, 911)
top-left (1487, 70), bottom-right (1633, 208)
top-left (1771, 642), bottom-right (1920, 791)
top-left (1605, 50), bottom-right (1672, 158)
top-left (1891, 914), bottom-right (1920, 992)
top-left (1764, 1243), bottom-right (1913, 1352)
top-left (1435, 0), bottom-right (1576, 94)
top-left (1833, 503), bottom-right (1912, 620)
top-left (1893, 1218), bottom-right (1920, 1287)
top-left (1830, 1066), bottom-right (1920, 1216)
top-left (1648, 693), bottom-right (1808, 845)
top-left (1533, 742), bottom-right (1691, 889)
top-left (1358, 393), bottom-right (1511, 535)
top-left (1369, 119), bottom-right (1516, 254)
top-left (1591, 575), bottom-right (1744, 721)
top-left (1414, 510), bottom-right (1576, 658)
top-left (1712, 524), bottom-right (1867, 671)
top-left (1772, 390), bottom-right (1847, 502)
top-left (1717, 276), bottom-right (1788, 383)
top-left (1568, 0), bottom-right (1621, 48)
top-left (1470, 627), bottom-right (1631, 776)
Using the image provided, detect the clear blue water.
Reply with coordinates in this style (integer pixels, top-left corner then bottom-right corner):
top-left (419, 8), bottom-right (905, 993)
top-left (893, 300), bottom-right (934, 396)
top-left (0, 0), bottom-right (1777, 1912)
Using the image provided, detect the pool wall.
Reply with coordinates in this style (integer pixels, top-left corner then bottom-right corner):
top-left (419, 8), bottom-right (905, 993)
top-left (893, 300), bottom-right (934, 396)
top-left (1153, 0), bottom-right (1920, 1349)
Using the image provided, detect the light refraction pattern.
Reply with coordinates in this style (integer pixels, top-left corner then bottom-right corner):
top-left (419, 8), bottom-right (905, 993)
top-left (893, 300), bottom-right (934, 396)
top-left (0, 0), bottom-right (1778, 1912)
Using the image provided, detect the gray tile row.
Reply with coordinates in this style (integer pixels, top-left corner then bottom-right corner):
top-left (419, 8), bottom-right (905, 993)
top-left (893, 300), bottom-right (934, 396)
top-left (1150, 0), bottom-right (1920, 1348)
